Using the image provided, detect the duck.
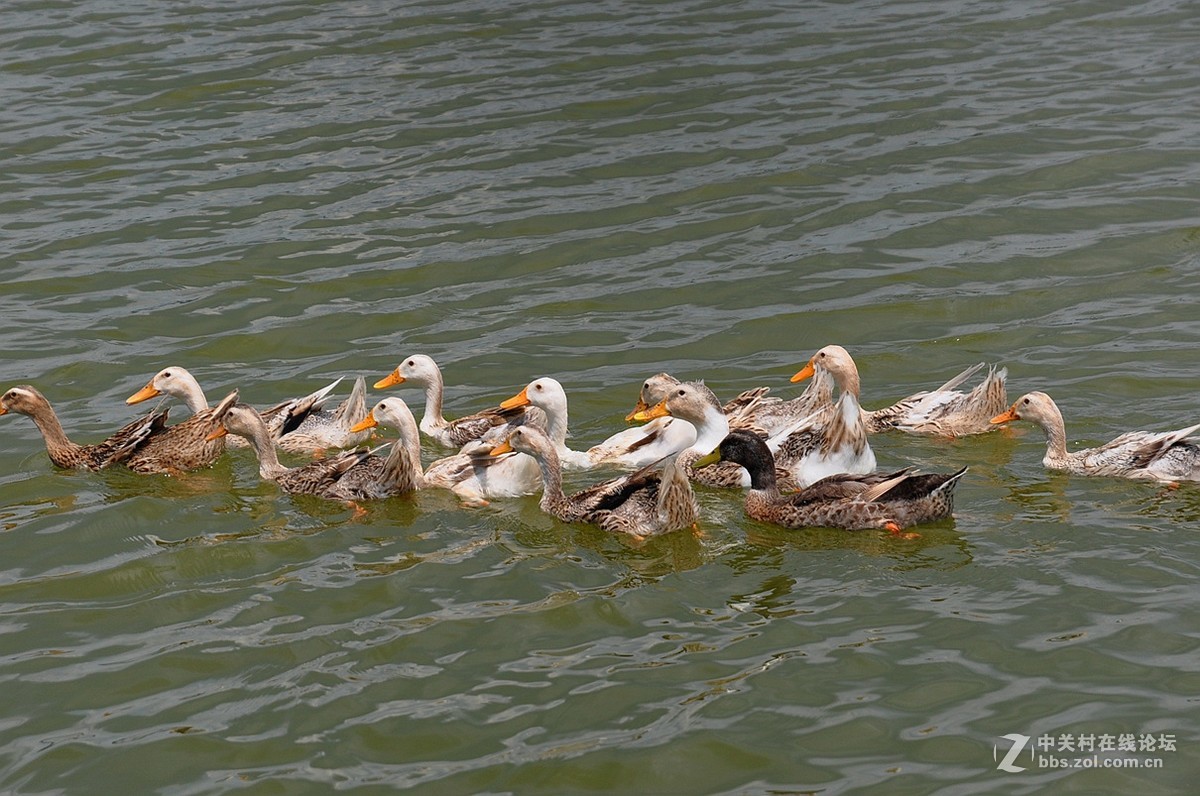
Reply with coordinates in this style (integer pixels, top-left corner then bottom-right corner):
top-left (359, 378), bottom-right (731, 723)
top-left (990, 391), bottom-right (1200, 482)
top-left (373, 354), bottom-right (528, 447)
top-left (701, 430), bottom-right (966, 532)
top-left (585, 373), bottom-right (700, 469)
top-left (120, 389), bottom-right (240, 475)
top-left (591, 373), bottom-right (801, 472)
top-left (269, 375), bottom-right (372, 454)
top-left (343, 397), bottom-right (427, 496)
top-left (498, 376), bottom-right (601, 470)
top-left (126, 366), bottom-right (370, 454)
top-left (207, 400), bottom-right (399, 501)
top-left (629, 380), bottom-right (800, 490)
top-left (864, 362), bottom-right (1009, 436)
top-left (723, 367), bottom-right (840, 440)
top-left (1, 384), bottom-right (168, 470)
top-left (777, 345), bottom-right (877, 487)
top-left (489, 425), bottom-right (696, 540)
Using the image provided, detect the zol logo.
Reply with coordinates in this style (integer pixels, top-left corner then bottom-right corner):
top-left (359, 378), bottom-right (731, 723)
top-left (995, 733), bottom-right (1031, 773)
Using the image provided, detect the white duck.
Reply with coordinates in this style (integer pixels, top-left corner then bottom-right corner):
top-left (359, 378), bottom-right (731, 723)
top-left (373, 354), bottom-right (528, 447)
top-left (586, 373), bottom-right (699, 469)
top-left (991, 391), bottom-right (1200, 482)
top-left (588, 372), bottom-right (793, 469)
top-left (498, 376), bottom-right (605, 471)
top-left (127, 366), bottom-right (370, 454)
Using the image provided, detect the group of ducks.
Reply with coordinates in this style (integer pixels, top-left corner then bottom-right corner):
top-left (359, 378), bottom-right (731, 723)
top-left (3, 345), bottom-right (1200, 541)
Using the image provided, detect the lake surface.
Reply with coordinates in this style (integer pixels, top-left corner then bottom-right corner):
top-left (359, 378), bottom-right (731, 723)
top-left (2, 0), bottom-right (1198, 793)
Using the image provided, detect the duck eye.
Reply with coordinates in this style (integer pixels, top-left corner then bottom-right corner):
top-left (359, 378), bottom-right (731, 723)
top-left (406, 360), bottom-right (415, 367)
top-left (1022, 397), bottom-right (1031, 405)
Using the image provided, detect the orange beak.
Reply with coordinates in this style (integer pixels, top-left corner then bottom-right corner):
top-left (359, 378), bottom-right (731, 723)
top-left (374, 370), bottom-right (405, 390)
top-left (500, 386), bottom-right (530, 410)
top-left (349, 412), bottom-right (378, 434)
top-left (990, 407), bottom-right (1020, 425)
top-left (489, 438), bottom-right (515, 456)
top-left (790, 360), bottom-right (816, 384)
top-left (126, 382), bottom-right (161, 405)
top-left (205, 425), bottom-right (228, 442)
top-left (0, 406), bottom-right (8, 416)
top-left (624, 398), bottom-right (652, 422)
top-left (631, 398), bottom-right (670, 423)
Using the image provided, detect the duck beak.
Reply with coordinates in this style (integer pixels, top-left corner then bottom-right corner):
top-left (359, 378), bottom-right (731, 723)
top-left (126, 382), bottom-right (161, 405)
top-left (693, 448), bottom-right (721, 468)
top-left (349, 411), bottom-right (378, 434)
top-left (205, 425), bottom-right (228, 441)
top-left (631, 398), bottom-right (670, 422)
top-left (0, 406), bottom-right (8, 416)
top-left (500, 386), bottom-right (530, 410)
top-left (990, 406), bottom-right (1020, 425)
top-left (789, 359), bottom-right (816, 383)
top-left (489, 438), bottom-right (515, 456)
top-left (624, 397), bottom-right (652, 422)
top-left (374, 369), bottom-right (405, 389)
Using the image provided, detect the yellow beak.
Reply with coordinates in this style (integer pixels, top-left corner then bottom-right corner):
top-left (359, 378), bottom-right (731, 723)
top-left (374, 370), bottom-right (405, 389)
top-left (500, 386), bottom-right (530, 410)
top-left (205, 425), bottom-right (228, 442)
top-left (126, 383), bottom-right (161, 405)
top-left (624, 398), bottom-right (651, 422)
top-left (990, 407), bottom-right (1020, 425)
top-left (789, 360), bottom-right (816, 384)
top-left (349, 411), bottom-right (378, 434)
top-left (631, 398), bottom-right (670, 423)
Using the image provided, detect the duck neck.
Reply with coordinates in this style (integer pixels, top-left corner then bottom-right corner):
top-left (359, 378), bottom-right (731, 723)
top-left (178, 375), bottom-right (209, 414)
top-left (385, 411), bottom-right (426, 491)
top-left (243, 420), bottom-right (290, 480)
top-left (27, 405), bottom-right (83, 462)
top-left (1038, 409), bottom-right (1071, 467)
top-left (532, 446), bottom-right (571, 517)
top-left (825, 392), bottom-right (869, 456)
top-left (420, 369), bottom-right (448, 434)
top-left (824, 359), bottom-right (863, 402)
top-left (543, 403), bottom-right (570, 449)
top-left (795, 368), bottom-right (835, 414)
top-left (377, 439), bottom-right (423, 493)
top-left (688, 405), bottom-right (730, 458)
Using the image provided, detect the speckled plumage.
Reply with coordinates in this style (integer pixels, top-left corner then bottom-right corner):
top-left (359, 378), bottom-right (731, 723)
top-left (708, 430), bottom-right (965, 531)
top-left (2, 385), bottom-right (168, 470)
top-left (992, 391), bottom-right (1200, 482)
top-left (271, 376), bottom-right (373, 454)
top-left (492, 425), bottom-right (698, 539)
top-left (866, 363), bottom-right (1009, 436)
top-left (210, 401), bottom-right (385, 500)
top-left (122, 390), bottom-right (237, 475)
top-left (127, 366), bottom-right (370, 455)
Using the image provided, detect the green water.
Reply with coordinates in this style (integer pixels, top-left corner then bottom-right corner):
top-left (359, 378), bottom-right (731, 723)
top-left (2, 1), bottom-right (1199, 793)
